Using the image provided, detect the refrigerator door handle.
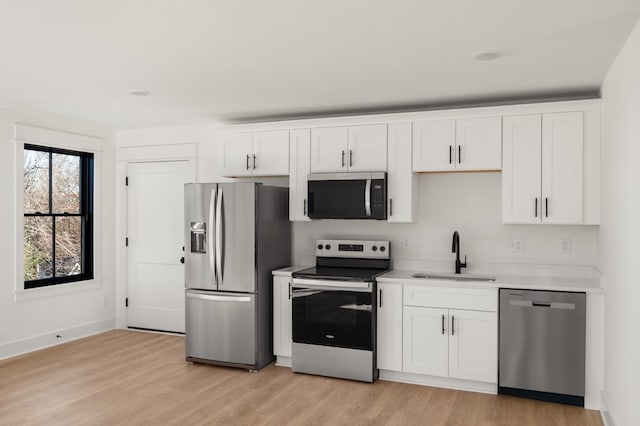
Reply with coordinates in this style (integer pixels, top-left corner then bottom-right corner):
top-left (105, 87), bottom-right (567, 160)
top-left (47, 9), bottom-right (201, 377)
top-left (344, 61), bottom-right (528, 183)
top-left (208, 187), bottom-right (217, 284)
top-left (187, 292), bottom-right (251, 303)
top-left (215, 187), bottom-right (224, 285)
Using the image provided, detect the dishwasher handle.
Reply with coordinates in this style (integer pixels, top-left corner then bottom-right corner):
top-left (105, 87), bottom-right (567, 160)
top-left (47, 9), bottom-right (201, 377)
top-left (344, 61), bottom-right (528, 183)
top-left (509, 299), bottom-right (576, 310)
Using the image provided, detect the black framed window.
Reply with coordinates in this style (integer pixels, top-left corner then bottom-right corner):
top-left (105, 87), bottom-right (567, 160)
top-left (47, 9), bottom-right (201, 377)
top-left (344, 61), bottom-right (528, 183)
top-left (23, 144), bottom-right (94, 289)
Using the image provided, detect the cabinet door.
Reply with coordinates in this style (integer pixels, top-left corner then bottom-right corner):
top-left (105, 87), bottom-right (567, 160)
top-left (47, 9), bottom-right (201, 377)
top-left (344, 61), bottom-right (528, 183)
top-left (448, 309), bottom-right (497, 383)
top-left (412, 119), bottom-right (456, 172)
top-left (403, 306), bottom-right (449, 377)
top-left (272, 275), bottom-right (292, 358)
top-left (542, 112), bottom-right (584, 224)
top-left (289, 129), bottom-right (311, 221)
top-left (348, 124), bottom-right (388, 172)
top-left (455, 117), bottom-right (502, 170)
top-left (502, 115), bottom-right (542, 224)
top-left (377, 283), bottom-right (403, 371)
top-left (219, 132), bottom-right (253, 177)
top-left (310, 127), bottom-right (348, 173)
top-left (387, 122), bottom-right (417, 223)
top-left (252, 130), bottom-right (289, 176)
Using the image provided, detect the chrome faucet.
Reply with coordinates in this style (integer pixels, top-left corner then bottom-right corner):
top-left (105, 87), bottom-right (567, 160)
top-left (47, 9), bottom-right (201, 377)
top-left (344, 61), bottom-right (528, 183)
top-left (452, 231), bottom-right (467, 274)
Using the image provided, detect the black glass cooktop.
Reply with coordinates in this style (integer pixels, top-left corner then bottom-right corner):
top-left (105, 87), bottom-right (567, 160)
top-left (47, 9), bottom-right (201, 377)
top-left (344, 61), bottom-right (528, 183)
top-left (292, 266), bottom-right (389, 282)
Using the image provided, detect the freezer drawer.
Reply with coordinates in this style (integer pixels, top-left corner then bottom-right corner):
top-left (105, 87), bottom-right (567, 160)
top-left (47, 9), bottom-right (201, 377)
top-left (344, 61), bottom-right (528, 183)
top-left (185, 290), bottom-right (256, 367)
top-left (499, 289), bottom-right (586, 405)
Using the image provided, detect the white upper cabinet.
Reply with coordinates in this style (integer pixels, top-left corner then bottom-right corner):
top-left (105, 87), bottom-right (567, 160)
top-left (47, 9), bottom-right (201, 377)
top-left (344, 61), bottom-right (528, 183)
top-left (310, 127), bottom-right (349, 173)
top-left (413, 117), bottom-right (501, 172)
top-left (542, 112), bottom-right (584, 224)
top-left (412, 119), bottom-right (456, 171)
top-left (502, 112), bottom-right (584, 224)
top-left (455, 117), bottom-right (502, 171)
top-left (310, 125), bottom-right (387, 173)
top-left (289, 129), bottom-right (311, 222)
top-left (219, 132), bottom-right (254, 176)
top-left (348, 125), bottom-right (388, 172)
top-left (387, 122), bottom-right (417, 223)
top-left (502, 115), bottom-right (543, 224)
top-left (219, 130), bottom-right (289, 177)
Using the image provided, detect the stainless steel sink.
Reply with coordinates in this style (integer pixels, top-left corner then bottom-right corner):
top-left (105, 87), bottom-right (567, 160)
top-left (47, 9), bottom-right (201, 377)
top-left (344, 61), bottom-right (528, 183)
top-left (411, 272), bottom-right (496, 282)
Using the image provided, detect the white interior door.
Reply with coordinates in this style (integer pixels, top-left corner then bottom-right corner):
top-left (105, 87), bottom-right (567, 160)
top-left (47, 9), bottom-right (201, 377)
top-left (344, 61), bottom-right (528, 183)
top-left (127, 160), bottom-right (195, 333)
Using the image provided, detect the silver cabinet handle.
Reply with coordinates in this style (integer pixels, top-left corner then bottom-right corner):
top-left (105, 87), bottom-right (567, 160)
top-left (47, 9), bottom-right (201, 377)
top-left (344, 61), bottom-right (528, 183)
top-left (449, 145), bottom-right (452, 164)
top-left (288, 282), bottom-right (292, 300)
top-left (303, 199), bottom-right (307, 215)
top-left (341, 150), bottom-right (345, 168)
top-left (208, 188), bottom-right (217, 284)
top-left (442, 314), bottom-right (445, 335)
top-left (364, 178), bottom-right (371, 217)
top-left (379, 288), bottom-right (383, 308)
top-left (187, 292), bottom-right (251, 303)
top-left (451, 316), bottom-right (455, 335)
top-left (246, 154), bottom-right (250, 170)
top-left (253, 154), bottom-right (257, 170)
top-left (534, 198), bottom-right (538, 218)
top-left (215, 188), bottom-right (224, 284)
top-left (458, 146), bottom-right (461, 164)
top-left (349, 150), bottom-right (353, 167)
top-left (389, 198), bottom-right (393, 217)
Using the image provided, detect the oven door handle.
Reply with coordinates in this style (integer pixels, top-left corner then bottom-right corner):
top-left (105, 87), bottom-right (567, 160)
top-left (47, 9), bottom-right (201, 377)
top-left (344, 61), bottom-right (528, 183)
top-left (292, 284), bottom-right (373, 293)
top-left (292, 278), bottom-right (372, 290)
top-left (291, 289), bottom-right (323, 298)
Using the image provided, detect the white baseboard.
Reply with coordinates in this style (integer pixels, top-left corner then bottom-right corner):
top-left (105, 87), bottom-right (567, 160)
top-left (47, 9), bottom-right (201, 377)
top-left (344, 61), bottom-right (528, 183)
top-left (379, 370), bottom-right (497, 394)
top-left (601, 392), bottom-right (617, 426)
top-left (275, 355), bottom-right (292, 368)
top-left (0, 317), bottom-right (116, 361)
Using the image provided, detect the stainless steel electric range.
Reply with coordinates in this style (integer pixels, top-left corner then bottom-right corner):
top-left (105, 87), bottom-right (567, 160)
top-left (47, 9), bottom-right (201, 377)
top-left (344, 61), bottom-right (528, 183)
top-left (291, 239), bottom-right (391, 382)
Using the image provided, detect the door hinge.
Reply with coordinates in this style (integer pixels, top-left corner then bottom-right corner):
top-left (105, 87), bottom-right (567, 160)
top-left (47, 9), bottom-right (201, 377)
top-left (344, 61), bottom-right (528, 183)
top-left (125, 176), bottom-right (129, 186)
top-left (125, 237), bottom-right (129, 247)
top-left (125, 297), bottom-right (128, 307)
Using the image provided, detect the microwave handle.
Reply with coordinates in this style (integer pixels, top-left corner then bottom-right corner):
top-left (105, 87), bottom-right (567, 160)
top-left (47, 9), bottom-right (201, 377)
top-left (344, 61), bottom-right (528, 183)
top-left (365, 178), bottom-right (371, 217)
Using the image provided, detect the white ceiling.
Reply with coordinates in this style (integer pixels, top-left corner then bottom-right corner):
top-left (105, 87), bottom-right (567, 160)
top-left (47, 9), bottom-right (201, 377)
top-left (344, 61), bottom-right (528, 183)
top-left (0, 0), bottom-right (639, 128)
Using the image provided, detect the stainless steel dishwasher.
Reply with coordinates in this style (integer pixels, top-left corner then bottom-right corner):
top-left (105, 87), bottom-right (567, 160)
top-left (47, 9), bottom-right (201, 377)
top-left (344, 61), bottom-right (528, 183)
top-left (499, 289), bottom-right (586, 406)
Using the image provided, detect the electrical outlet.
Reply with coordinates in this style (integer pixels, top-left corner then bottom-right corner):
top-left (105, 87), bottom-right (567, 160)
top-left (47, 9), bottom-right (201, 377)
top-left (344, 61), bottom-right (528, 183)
top-left (400, 239), bottom-right (410, 249)
top-left (560, 238), bottom-right (571, 254)
top-left (510, 238), bottom-right (524, 254)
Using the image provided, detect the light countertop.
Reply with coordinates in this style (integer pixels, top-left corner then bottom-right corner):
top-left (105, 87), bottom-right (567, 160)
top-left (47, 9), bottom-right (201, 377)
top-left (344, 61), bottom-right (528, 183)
top-left (378, 269), bottom-right (604, 293)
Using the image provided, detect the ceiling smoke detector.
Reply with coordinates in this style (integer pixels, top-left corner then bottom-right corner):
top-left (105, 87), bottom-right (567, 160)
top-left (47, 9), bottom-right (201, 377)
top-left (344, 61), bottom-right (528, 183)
top-left (128, 89), bottom-right (151, 96)
top-left (471, 50), bottom-right (502, 61)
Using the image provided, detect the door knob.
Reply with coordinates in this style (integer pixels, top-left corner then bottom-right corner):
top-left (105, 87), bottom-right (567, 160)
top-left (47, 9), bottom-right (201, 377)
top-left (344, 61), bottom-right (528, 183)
top-left (180, 257), bottom-right (185, 264)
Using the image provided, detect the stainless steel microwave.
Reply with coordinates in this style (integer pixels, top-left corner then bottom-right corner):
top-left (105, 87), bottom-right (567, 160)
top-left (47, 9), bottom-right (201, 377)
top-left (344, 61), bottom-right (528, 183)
top-left (307, 172), bottom-right (387, 220)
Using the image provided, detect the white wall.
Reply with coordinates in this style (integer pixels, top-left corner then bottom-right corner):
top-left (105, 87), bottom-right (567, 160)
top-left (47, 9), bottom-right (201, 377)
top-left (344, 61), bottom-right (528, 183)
top-left (293, 172), bottom-right (599, 272)
top-left (0, 107), bottom-right (116, 359)
top-left (600, 18), bottom-right (640, 426)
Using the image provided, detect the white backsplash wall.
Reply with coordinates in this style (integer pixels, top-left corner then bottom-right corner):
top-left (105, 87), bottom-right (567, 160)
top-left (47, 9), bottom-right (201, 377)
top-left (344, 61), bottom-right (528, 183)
top-left (292, 172), bottom-right (598, 270)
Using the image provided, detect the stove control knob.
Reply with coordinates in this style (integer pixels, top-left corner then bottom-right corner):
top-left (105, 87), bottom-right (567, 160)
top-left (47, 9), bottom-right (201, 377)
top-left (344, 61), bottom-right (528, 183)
top-left (380, 246), bottom-right (386, 252)
top-left (325, 244), bottom-right (331, 250)
top-left (317, 244), bottom-right (323, 250)
top-left (371, 246), bottom-right (378, 251)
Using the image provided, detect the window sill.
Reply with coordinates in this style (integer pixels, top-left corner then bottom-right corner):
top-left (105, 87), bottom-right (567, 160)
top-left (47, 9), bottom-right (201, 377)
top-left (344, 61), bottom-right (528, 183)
top-left (13, 279), bottom-right (102, 302)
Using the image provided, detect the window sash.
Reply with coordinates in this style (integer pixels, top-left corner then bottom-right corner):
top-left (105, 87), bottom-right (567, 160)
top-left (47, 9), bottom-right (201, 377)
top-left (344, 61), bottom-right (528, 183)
top-left (24, 144), bottom-right (94, 289)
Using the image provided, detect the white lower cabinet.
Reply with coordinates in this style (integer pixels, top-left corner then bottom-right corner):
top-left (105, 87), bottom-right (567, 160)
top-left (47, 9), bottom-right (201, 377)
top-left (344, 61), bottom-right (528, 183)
top-left (402, 284), bottom-right (498, 384)
top-left (273, 275), bottom-right (292, 360)
top-left (376, 283), bottom-right (403, 371)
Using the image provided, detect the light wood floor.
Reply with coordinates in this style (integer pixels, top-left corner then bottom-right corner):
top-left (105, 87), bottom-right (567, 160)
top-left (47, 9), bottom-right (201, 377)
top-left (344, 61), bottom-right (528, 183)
top-left (0, 330), bottom-right (602, 425)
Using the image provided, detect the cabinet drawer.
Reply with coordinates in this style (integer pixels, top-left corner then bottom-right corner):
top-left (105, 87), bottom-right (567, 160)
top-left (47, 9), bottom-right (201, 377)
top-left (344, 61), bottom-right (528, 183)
top-left (403, 285), bottom-right (497, 312)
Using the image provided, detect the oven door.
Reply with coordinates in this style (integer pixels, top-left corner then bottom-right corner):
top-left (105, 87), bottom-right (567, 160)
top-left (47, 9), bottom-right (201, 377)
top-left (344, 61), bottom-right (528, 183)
top-left (291, 279), bottom-right (374, 351)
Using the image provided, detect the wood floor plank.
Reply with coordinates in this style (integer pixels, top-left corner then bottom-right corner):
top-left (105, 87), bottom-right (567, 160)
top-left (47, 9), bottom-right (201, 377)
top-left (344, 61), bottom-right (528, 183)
top-left (0, 330), bottom-right (603, 425)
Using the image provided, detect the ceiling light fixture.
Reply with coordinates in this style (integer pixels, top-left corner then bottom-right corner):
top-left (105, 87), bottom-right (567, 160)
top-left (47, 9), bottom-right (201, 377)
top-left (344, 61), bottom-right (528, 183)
top-left (471, 50), bottom-right (502, 61)
top-left (128, 89), bottom-right (151, 96)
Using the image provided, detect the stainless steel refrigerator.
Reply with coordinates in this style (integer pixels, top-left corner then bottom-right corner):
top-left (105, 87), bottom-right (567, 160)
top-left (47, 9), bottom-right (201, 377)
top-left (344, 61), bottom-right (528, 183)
top-left (184, 182), bottom-right (290, 370)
